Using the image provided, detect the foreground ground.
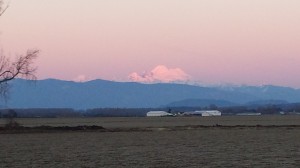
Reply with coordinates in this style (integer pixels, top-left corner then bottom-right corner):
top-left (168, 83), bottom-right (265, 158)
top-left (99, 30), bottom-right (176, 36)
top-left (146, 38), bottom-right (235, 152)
top-left (1, 116), bottom-right (300, 167)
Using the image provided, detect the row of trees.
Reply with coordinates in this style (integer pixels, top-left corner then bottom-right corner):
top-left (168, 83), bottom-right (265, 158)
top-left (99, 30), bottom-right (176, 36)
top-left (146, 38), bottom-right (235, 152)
top-left (0, 108), bottom-right (80, 118)
top-left (3, 101), bottom-right (300, 118)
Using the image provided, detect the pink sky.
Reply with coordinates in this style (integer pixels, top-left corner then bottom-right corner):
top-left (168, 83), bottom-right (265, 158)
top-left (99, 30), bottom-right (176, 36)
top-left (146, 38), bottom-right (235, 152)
top-left (0, 0), bottom-right (300, 87)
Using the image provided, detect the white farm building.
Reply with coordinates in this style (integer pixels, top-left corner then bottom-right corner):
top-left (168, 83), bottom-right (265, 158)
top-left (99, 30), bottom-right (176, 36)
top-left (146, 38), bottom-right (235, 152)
top-left (146, 111), bottom-right (173, 117)
top-left (183, 110), bottom-right (222, 116)
top-left (200, 110), bottom-right (222, 116)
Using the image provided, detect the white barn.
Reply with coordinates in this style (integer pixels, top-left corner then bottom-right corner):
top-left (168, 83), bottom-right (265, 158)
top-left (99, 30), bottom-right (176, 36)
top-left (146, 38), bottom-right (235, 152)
top-left (146, 111), bottom-right (173, 117)
top-left (195, 110), bottom-right (222, 116)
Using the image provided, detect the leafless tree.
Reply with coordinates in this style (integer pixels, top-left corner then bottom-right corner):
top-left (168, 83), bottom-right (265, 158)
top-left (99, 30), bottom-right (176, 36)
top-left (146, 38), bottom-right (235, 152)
top-left (0, 1), bottom-right (39, 99)
top-left (0, 50), bottom-right (39, 98)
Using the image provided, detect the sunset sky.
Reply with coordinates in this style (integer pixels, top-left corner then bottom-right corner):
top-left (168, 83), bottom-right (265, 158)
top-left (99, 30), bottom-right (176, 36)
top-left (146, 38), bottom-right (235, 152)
top-left (0, 0), bottom-right (300, 87)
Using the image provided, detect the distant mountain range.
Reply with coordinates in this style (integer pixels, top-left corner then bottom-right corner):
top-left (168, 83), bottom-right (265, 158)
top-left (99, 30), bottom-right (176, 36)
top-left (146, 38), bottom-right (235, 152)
top-left (1, 79), bottom-right (300, 109)
top-left (164, 99), bottom-right (238, 108)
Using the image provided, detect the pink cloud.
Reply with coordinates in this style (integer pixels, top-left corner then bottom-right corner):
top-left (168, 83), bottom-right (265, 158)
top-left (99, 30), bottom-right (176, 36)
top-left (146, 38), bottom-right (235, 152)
top-left (129, 65), bottom-right (191, 83)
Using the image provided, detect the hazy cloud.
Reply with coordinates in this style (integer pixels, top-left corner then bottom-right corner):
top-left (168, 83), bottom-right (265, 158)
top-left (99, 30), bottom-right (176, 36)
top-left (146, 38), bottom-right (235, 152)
top-left (129, 65), bottom-right (191, 83)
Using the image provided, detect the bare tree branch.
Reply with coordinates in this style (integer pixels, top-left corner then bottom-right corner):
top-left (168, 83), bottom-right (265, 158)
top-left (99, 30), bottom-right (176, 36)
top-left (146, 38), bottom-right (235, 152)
top-left (0, 0), bottom-right (39, 101)
top-left (0, 0), bottom-right (9, 16)
top-left (0, 49), bottom-right (39, 83)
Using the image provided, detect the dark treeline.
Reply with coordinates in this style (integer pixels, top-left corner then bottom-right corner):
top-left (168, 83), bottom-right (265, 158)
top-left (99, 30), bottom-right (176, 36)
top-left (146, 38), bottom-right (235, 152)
top-left (0, 108), bottom-right (157, 118)
top-left (1, 103), bottom-right (300, 118)
top-left (84, 108), bottom-right (154, 117)
top-left (220, 103), bottom-right (300, 115)
top-left (0, 108), bottom-right (81, 118)
top-left (162, 103), bottom-right (300, 115)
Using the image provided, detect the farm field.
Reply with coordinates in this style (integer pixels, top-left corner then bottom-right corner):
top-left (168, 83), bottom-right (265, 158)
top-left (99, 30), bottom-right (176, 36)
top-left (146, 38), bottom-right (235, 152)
top-left (1, 115), bottom-right (300, 128)
top-left (1, 116), bottom-right (300, 167)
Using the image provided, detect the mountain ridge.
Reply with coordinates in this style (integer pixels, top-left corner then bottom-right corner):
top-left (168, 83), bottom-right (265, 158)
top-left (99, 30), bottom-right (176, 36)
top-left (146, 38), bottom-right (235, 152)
top-left (1, 78), bottom-right (300, 109)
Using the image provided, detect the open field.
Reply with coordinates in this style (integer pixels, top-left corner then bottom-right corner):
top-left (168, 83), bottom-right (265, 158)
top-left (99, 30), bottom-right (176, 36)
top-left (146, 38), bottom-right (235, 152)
top-left (1, 116), bottom-right (300, 167)
top-left (1, 115), bottom-right (300, 128)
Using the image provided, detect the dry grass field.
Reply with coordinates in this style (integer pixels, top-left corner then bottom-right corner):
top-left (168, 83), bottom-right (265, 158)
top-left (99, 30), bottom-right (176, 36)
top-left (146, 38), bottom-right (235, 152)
top-left (1, 116), bottom-right (300, 167)
top-left (1, 115), bottom-right (300, 128)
